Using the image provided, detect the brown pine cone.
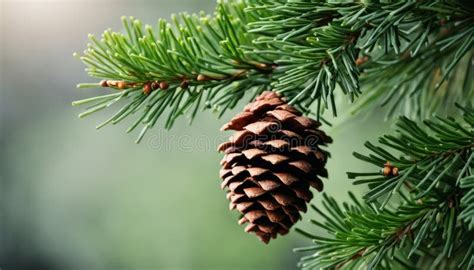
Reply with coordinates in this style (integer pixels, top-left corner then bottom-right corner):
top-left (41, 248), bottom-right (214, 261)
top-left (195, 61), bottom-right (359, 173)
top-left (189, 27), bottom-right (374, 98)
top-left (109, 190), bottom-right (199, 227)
top-left (217, 91), bottom-right (332, 243)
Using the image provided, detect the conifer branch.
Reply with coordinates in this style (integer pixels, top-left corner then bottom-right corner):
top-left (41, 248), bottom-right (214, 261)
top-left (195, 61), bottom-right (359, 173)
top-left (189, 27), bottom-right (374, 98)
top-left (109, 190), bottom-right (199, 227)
top-left (297, 105), bottom-right (474, 269)
top-left (248, 0), bottom-right (474, 117)
top-left (348, 104), bottom-right (473, 208)
top-left (296, 193), bottom-right (474, 269)
top-left (74, 1), bottom-right (276, 142)
top-left (356, 15), bottom-right (474, 118)
top-left (74, 0), bottom-right (473, 141)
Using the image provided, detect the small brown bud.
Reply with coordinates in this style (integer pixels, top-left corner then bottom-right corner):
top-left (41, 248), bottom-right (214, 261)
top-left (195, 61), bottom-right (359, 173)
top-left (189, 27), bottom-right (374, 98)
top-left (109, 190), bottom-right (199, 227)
top-left (107, 80), bottom-right (118, 87)
top-left (117, 81), bottom-right (127, 89)
top-left (383, 166), bottom-right (392, 177)
top-left (384, 161), bottom-right (393, 168)
top-left (143, 83), bottom-right (152, 95)
top-left (100, 80), bottom-right (109, 87)
top-left (180, 80), bottom-right (189, 89)
top-left (197, 74), bottom-right (209, 81)
top-left (255, 63), bottom-right (268, 69)
top-left (151, 81), bottom-right (159, 90)
top-left (159, 81), bottom-right (169, 90)
top-left (356, 56), bottom-right (369, 66)
top-left (392, 167), bottom-right (399, 177)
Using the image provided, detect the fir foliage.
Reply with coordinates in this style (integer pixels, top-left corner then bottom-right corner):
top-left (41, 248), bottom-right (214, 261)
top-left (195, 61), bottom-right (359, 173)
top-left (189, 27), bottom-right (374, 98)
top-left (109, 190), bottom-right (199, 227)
top-left (296, 105), bottom-right (474, 269)
top-left (247, 0), bottom-right (473, 118)
top-left (74, 1), bottom-right (275, 143)
top-left (74, 0), bottom-right (473, 141)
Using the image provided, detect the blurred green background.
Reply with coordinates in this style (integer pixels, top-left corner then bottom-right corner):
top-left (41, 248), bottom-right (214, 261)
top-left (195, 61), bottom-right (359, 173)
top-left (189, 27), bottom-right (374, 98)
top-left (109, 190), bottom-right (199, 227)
top-left (0, 0), bottom-right (391, 269)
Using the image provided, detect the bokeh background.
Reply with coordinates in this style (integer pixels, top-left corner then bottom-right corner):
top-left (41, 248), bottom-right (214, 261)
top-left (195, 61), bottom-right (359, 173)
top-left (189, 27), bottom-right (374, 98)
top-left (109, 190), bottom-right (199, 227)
top-left (0, 0), bottom-right (391, 269)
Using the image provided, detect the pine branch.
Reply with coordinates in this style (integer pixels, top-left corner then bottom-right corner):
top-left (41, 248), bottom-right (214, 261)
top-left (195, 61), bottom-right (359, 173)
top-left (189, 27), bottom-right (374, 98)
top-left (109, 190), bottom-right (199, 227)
top-left (248, 0), bottom-right (474, 117)
top-left (295, 193), bottom-right (474, 269)
top-left (73, 1), bottom-right (276, 143)
top-left (295, 105), bottom-right (474, 269)
top-left (74, 0), bottom-right (473, 141)
top-left (348, 105), bottom-right (473, 208)
top-left (356, 15), bottom-right (474, 118)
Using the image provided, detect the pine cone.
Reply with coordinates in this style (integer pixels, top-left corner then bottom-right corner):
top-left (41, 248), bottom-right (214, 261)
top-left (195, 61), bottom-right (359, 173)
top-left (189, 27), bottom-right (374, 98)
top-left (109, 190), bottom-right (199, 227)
top-left (218, 91), bottom-right (332, 243)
